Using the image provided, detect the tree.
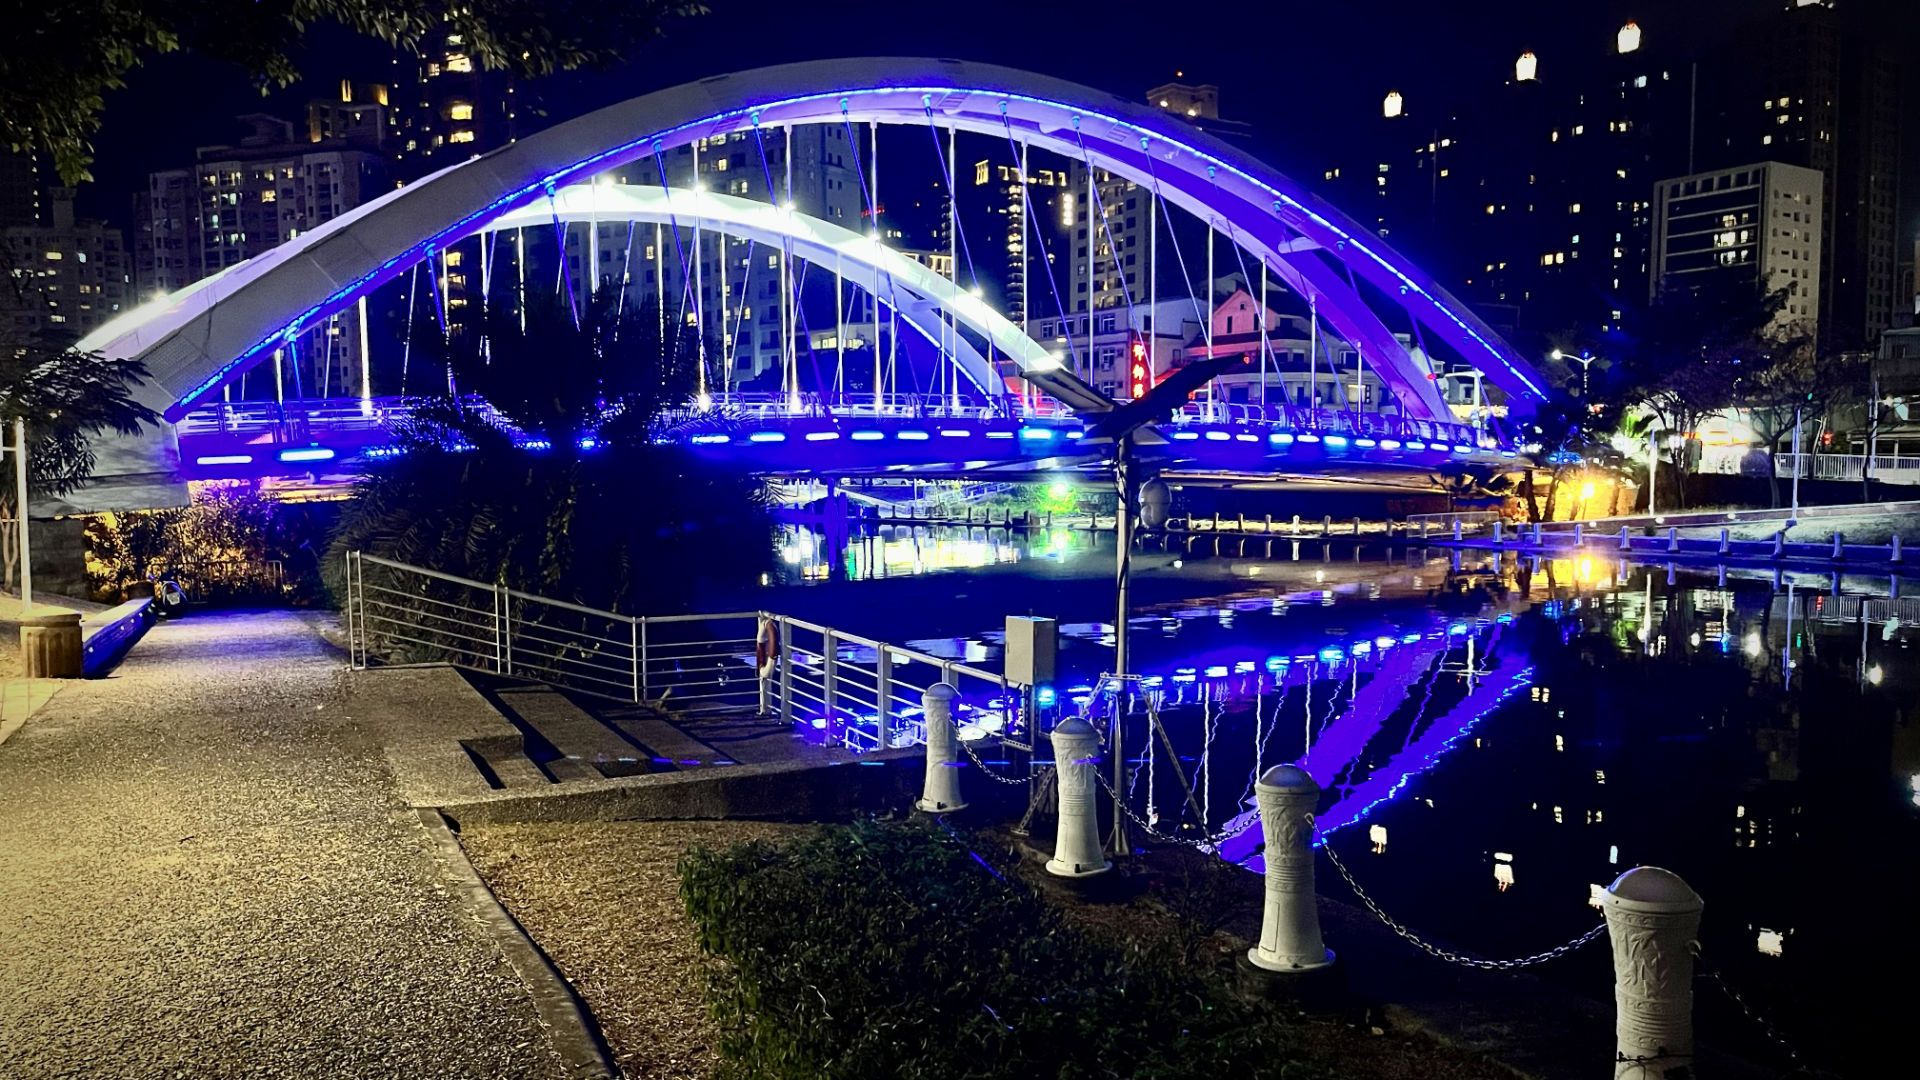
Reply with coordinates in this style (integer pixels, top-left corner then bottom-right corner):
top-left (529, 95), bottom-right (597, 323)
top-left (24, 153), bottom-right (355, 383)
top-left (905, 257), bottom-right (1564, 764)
top-left (1734, 334), bottom-right (1862, 507)
top-left (2, 0), bottom-right (705, 183)
top-left (0, 324), bottom-right (158, 590)
top-left (1610, 277), bottom-right (1790, 508)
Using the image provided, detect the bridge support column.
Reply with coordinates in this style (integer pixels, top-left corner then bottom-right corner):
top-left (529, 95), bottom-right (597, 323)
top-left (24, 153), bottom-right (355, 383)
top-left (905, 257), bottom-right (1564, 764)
top-left (1045, 717), bottom-right (1110, 878)
top-left (1247, 765), bottom-right (1333, 972)
top-left (1602, 867), bottom-right (1702, 1080)
top-left (915, 683), bottom-right (967, 812)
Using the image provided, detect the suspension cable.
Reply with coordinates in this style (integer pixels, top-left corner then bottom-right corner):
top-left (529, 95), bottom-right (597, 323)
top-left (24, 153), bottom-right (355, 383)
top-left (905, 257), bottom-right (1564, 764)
top-left (543, 189), bottom-right (581, 329)
top-left (996, 105), bottom-right (1080, 373)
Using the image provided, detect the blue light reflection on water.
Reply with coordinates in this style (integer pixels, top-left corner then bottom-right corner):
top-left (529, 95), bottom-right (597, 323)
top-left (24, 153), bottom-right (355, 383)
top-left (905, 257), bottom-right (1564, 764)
top-left (766, 521), bottom-right (1920, 1071)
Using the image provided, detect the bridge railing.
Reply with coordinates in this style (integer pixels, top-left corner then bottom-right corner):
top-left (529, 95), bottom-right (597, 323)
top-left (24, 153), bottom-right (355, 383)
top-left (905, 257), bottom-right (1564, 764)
top-left (343, 551), bottom-right (1030, 752)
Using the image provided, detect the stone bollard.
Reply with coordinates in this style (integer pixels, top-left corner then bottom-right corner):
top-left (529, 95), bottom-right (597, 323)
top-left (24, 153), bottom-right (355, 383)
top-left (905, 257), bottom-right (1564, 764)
top-left (1667, 527), bottom-right (1679, 553)
top-left (1772, 530), bottom-right (1785, 558)
top-left (1045, 717), bottom-right (1109, 877)
top-left (915, 684), bottom-right (968, 813)
top-left (1574, 523), bottom-right (1584, 547)
top-left (1619, 525), bottom-right (1631, 551)
top-left (1323, 515), bottom-right (1333, 536)
top-left (1293, 513), bottom-right (1302, 533)
top-left (18, 608), bottom-right (83, 678)
top-left (1264, 513), bottom-right (1273, 533)
top-left (1452, 519), bottom-right (1463, 541)
top-left (1493, 520), bottom-right (1504, 544)
top-left (1352, 516), bottom-right (1362, 536)
top-left (1247, 765), bottom-right (1334, 972)
top-left (1832, 531), bottom-right (1844, 560)
top-left (1892, 535), bottom-right (1903, 563)
top-left (1602, 867), bottom-right (1703, 1079)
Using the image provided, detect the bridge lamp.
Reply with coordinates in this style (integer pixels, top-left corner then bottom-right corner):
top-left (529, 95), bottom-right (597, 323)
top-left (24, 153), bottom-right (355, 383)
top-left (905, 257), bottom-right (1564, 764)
top-left (1383, 91), bottom-right (1404, 119)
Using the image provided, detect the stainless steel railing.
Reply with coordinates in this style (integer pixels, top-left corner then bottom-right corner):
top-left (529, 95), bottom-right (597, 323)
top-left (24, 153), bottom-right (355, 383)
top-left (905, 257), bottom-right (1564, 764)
top-left (343, 551), bottom-right (1034, 752)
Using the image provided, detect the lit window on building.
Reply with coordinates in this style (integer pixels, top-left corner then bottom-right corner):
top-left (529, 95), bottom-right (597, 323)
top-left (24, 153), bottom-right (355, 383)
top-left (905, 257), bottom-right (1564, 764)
top-left (449, 103), bottom-right (474, 121)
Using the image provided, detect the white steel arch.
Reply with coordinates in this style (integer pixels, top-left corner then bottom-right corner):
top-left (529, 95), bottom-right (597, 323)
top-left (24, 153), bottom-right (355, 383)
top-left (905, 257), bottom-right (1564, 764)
top-left (485, 184), bottom-right (1047, 394)
top-left (85, 58), bottom-right (1544, 422)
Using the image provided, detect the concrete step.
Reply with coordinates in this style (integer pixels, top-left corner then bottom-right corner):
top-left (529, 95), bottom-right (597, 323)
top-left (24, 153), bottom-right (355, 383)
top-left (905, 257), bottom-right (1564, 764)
top-left (491, 686), bottom-right (650, 780)
top-left (462, 735), bottom-right (552, 790)
top-left (598, 708), bottom-right (727, 769)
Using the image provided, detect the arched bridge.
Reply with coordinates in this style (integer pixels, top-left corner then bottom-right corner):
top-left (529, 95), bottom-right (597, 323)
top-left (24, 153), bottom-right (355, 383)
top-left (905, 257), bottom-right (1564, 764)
top-left (78, 58), bottom-right (1544, 491)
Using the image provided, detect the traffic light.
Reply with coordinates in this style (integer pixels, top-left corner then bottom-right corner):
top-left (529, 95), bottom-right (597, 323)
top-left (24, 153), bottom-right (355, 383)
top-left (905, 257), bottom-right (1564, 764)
top-left (1128, 334), bottom-right (1150, 399)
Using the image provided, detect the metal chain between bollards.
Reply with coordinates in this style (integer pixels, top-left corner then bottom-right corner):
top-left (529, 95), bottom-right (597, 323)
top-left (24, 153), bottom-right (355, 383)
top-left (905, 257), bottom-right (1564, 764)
top-left (1096, 771), bottom-right (1257, 851)
top-left (1323, 845), bottom-right (1605, 970)
top-left (954, 730), bottom-right (1034, 786)
top-left (1695, 947), bottom-right (1822, 1075)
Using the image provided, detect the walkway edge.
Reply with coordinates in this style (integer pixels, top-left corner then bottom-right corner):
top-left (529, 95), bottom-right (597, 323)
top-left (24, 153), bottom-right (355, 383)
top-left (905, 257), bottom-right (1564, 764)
top-left (415, 807), bottom-right (619, 1080)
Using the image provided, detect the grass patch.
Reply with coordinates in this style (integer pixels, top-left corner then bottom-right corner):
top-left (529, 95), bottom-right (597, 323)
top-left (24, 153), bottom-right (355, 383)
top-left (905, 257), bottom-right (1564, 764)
top-left (680, 818), bottom-right (1333, 1080)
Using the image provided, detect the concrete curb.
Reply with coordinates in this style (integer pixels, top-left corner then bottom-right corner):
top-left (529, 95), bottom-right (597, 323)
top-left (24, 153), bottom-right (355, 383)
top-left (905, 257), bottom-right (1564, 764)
top-left (415, 807), bottom-right (619, 1080)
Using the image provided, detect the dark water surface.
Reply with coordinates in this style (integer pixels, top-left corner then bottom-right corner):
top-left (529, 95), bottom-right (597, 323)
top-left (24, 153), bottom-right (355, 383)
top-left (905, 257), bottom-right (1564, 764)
top-left (757, 522), bottom-right (1917, 1075)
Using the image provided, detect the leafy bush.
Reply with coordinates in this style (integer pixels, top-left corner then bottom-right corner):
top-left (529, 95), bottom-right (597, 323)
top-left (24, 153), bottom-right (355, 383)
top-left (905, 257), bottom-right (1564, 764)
top-left (679, 819), bottom-right (1330, 1080)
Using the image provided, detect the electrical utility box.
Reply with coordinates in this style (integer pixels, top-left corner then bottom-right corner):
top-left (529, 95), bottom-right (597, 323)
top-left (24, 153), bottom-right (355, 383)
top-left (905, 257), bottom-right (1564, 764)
top-left (1004, 616), bottom-right (1057, 688)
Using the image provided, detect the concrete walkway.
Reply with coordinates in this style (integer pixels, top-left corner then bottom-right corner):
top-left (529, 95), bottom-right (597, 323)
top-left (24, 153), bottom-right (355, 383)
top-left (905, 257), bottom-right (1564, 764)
top-left (0, 611), bottom-right (564, 1080)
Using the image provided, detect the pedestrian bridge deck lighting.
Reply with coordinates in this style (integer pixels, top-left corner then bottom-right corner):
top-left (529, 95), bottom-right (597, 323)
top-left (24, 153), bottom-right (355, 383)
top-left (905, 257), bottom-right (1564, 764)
top-left (1324, 435), bottom-right (1349, 447)
top-left (1171, 431), bottom-right (1201, 441)
top-left (897, 430), bottom-right (930, 440)
top-left (196, 454), bottom-right (253, 466)
top-left (689, 433), bottom-right (730, 444)
top-left (850, 430), bottom-right (884, 441)
top-left (279, 446), bottom-right (335, 463)
top-left (1270, 431), bottom-right (1295, 444)
top-left (939, 429), bottom-right (969, 438)
top-left (1019, 427), bottom-right (1055, 440)
top-left (1204, 430), bottom-right (1231, 441)
top-left (1297, 433), bottom-right (1322, 443)
top-left (804, 431), bottom-right (840, 441)
top-left (1380, 439), bottom-right (1401, 450)
top-left (748, 431), bottom-right (786, 442)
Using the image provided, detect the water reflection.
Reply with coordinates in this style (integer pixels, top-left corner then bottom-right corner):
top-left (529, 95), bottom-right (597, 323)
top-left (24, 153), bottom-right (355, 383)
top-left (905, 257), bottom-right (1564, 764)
top-left (771, 523), bottom-right (1918, 1073)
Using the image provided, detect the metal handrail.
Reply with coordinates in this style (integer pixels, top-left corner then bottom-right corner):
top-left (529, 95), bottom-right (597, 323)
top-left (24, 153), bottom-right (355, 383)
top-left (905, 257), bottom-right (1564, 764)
top-left (344, 550), bottom-right (1034, 753)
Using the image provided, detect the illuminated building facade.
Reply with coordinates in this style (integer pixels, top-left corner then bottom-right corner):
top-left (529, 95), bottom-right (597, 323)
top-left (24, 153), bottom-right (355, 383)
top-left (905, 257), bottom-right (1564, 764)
top-left (0, 177), bottom-right (132, 341)
top-left (1649, 161), bottom-right (1824, 335)
top-left (137, 114), bottom-right (388, 396)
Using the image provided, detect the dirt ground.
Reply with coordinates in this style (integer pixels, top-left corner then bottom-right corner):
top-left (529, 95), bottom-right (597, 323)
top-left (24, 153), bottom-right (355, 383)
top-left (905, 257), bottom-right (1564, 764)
top-left (459, 820), bottom-right (1517, 1080)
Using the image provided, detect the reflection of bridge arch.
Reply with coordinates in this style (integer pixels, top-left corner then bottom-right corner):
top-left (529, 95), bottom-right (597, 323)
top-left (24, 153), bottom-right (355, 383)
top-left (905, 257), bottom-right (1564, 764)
top-left (85, 58), bottom-right (1546, 423)
top-left (485, 184), bottom-right (1045, 395)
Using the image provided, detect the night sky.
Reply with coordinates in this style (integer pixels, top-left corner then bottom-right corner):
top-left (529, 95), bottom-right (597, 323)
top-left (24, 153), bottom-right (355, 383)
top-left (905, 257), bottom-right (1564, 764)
top-left (77, 0), bottom-right (1920, 247)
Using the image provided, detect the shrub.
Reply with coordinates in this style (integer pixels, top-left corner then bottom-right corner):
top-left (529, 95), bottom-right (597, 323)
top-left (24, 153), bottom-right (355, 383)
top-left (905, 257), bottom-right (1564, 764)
top-left (679, 819), bottom-right (1330, 1080)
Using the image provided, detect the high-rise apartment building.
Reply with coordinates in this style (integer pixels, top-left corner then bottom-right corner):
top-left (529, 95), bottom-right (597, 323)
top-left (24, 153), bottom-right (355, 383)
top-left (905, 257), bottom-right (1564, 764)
top-left (0, 178), bottom-right (132, 342)
top-left (137, 114), bottom-right (389, 397)
top-left (971, 158), bottom-right (1069, 330)
top-left (390, 29), bottom-right (518, 182)
top-left (1739, 0), bottom-right (1901, 349)
top-left (1650, 161), bottom-right (1824, 333)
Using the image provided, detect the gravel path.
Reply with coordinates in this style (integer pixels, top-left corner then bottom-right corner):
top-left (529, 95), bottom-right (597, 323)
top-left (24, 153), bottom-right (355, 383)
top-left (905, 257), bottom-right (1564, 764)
top-left (0, 610), bottom-right (564, 1080)
top-left (460, 820), bottom-right (807, 1080)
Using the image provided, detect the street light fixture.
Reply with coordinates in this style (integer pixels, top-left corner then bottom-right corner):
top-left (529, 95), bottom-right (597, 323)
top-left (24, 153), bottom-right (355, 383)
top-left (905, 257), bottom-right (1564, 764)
top-left (1551, 347), bottom-right (1598, 399)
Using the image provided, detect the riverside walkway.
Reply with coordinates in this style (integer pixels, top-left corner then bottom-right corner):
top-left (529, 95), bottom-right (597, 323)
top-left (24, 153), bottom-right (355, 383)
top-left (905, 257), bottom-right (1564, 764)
top-left (0, 611), bottom-right (565, 1080)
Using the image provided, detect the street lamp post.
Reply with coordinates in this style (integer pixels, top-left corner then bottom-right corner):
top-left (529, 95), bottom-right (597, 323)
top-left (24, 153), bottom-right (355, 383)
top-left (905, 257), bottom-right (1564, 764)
top-left (1550, 347), bottom-right (1598, 400)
